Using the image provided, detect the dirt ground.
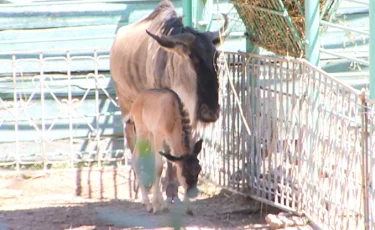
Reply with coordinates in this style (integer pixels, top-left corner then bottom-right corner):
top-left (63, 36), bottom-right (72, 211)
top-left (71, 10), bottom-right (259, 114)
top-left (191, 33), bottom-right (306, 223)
top-left (0, 167), bottom-right (281, 230)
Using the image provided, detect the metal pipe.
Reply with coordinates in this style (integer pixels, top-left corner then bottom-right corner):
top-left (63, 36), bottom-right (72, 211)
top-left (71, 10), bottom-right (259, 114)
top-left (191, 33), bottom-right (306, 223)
top-left (0, 35), bottom-right (115, 45)
top-left (369, 1), bottom-right (375, 229)
top-left (305, 0), bottom-right (320, 66)
top-left (320, 48), bottom-right (369, 66)
top-left (345, 0), bottom-right (369, 6)
top-left (182, 0), bottom-right (192, 27)
top-left (0, 0), bottom-right (163, 8)
top-left (252, 6), bottom-right (286, 16)
top-left (370, 0), bottom-right (375, 99)
top-left (12, 54), bottom-right (20, 171)
top-left (320, 20), bottom-right (369, 36)
top-left (360, 92), bottom-right (370, 230)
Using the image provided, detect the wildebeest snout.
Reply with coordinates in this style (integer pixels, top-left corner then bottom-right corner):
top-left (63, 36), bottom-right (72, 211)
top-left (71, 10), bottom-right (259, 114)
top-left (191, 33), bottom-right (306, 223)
top-left (187, 186), bottom-right (199, 199)
top-left (200, 103), bottom-right (220, 122)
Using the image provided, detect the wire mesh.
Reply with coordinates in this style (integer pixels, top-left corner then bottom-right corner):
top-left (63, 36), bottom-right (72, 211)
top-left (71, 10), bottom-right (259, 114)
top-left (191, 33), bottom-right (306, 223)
top-left (0, 48), bottom-right (126, 170)
top-left (231, 0), bottom-right (341, 57)
top-left (199, 52), bottom-right (368, 230)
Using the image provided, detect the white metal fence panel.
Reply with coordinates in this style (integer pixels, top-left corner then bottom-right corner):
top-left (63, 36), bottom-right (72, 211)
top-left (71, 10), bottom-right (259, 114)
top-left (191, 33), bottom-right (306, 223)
top-left (199, 52), bottom-right (367, 230)
top-left (0, 48), bottom-right (125, 169)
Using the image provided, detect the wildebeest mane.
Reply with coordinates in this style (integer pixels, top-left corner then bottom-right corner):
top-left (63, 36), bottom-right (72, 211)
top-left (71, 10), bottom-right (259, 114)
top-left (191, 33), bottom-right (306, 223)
top-left (142, 0), bottom-right (198, 36)
top-left (141, 0), bottom-right (221, 123)
top-left (161, 88), bottom-right (192, 154)
top-left (142, 0), bottom-right (175, 21)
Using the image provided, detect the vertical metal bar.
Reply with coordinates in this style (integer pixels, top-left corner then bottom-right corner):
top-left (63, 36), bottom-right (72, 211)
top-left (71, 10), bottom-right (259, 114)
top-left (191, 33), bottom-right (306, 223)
top-left (39, 53), bottom-right (47, 170)
top-left (237, 54), bottom-right (242, 191)
top-left (182, 0), bottom-right (193, 27)
top-left (370, 5), bottom-right (375, 224)
top-left (12, 55), bottom-right (20, 171)
top-left (259, 57), bottom-right (266, 199)
top-left (265, 57), bottom-right (271, 201)
top-left (66, 51), bottom-right (74, 168)
top-left (231, 54), bottom-right (236, 189)
top-left (360, 91), bottom-right (370, 230)
top-left (249, 55), bottom-right (257, 190)
top-left (94, 50), bottom-right (101, 168)
top-left (240, 54), bottom-right (246, 190)
top-left (246, 31), bottom-right (260, 53)
top-left (279, 60), bottom-right (286, 207)
top-left (370, 104), bottom-right (375, 230)
top-left (305, 0), bottom-right (320, 66)
top-left (370, 0), bottom-right (375, 99)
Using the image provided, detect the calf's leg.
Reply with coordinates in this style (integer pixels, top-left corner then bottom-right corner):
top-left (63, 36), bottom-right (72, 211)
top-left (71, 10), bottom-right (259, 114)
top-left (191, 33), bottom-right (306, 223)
top-left (151, 135), bottom-right (168, 213)
top-left (132, 138), bottom-right (153, 212)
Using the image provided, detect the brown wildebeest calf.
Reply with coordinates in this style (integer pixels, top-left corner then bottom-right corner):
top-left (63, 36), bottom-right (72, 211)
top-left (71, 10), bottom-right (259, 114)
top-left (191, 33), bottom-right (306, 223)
top-left (127, 88), bottom-right (203, 214)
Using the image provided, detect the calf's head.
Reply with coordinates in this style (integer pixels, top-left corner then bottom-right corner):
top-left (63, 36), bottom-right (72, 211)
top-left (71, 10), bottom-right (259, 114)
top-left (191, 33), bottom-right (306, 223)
top-left (159, 139), bottom-right (203, 198)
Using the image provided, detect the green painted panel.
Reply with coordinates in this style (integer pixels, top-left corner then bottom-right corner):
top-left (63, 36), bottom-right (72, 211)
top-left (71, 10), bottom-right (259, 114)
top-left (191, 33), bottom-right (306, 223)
top-left (0, 1), bottom-right (182, 30)
top-left (0, 25), bottom-right (116, 52)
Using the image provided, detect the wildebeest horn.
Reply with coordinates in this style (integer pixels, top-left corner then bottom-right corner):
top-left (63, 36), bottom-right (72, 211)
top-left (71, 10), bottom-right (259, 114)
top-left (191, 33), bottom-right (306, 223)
top-left (205, 13), bottom-right (229, 44)
top-left (146, 30), bottom-right (195, 47)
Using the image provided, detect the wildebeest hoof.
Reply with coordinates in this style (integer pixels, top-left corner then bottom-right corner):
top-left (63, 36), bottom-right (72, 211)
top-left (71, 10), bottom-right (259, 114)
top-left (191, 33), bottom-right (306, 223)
top-left (186, 209), bottom-right (194, 216)
top-left (144, 204), bottom-right (153, 213)
top-left (152, 204), bottom-right (168, 214)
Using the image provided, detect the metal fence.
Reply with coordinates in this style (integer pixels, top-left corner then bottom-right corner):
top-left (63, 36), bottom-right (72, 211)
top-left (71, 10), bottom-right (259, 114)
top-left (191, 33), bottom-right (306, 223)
top-left (0, 48), bottom-right (126, 169)
top-left (199, 52), bottom-right (371, 230)
top-left (0, 49), bottom-right (373, 229)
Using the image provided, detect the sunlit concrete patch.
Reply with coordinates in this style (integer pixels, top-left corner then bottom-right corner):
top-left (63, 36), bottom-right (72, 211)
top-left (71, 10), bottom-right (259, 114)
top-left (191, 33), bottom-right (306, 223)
top-left (96, 207), bottom-right (165, 228)
top-left (95, 204), bottom-right (217, 229)
top-left (0, 219), bottom-right (10, 230)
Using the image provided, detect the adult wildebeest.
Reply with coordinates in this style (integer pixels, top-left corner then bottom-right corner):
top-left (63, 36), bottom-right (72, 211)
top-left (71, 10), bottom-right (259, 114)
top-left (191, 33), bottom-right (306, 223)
top-left (127, 88), bottom-right (202, 214)
top-left (110, 0), bottom-right (228, 153)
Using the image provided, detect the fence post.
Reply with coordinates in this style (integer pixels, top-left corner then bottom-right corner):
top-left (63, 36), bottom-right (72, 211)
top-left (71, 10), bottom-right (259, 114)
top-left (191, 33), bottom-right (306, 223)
top-left (182, 0), bottom-right (193, 27)
top-left (305, 0), bottom-right (320, 66)
top-left (370, 0), bottom-right (375, 99)
top-left (360, 90), bottom-right (370, 230)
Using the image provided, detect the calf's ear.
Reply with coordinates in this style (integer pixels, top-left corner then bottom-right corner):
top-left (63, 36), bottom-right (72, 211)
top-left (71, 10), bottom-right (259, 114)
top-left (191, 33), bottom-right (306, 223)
top-left (193, 139), bottom-right (203, 156)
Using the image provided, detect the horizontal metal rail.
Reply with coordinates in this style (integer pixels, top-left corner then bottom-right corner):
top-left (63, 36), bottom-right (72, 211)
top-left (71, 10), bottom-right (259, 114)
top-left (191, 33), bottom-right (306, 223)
top-left (0, 47), bottom-right (110, 55)
top-left (0, 35), bottom-right (116, 45)
top-left (320, 20), bottom-right (369, 36)
top-left (251, 6), bottom-right (286, 17)
top-left (0, 0), bottom-right (166, 8)
top-left (320, 48), bottom-right (370, 66)
top-left (344, 0), bottom-right (369, 6)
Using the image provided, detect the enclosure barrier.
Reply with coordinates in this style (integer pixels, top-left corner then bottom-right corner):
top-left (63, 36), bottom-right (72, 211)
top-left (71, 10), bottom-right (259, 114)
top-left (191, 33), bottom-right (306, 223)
top-left (0, 49), bottom-right (374, 229)
top-left (0, 48), bottom-right (126, 169)
top-left (199, 52), bottom-right (372, 230)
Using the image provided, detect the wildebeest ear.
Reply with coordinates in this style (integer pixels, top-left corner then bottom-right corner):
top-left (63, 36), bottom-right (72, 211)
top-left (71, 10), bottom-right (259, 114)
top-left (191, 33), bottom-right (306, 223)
top-left (146, 30), bottom-right (193, 59)
top-left (193, 139), bottom-right (203, 156)
top-left (159, 151), bottom-right (185, 162)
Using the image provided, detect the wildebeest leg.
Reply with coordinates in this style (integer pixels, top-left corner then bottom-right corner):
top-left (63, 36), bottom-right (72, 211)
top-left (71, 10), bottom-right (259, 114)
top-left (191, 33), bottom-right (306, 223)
top-left (166, 161), bottom-right (179, 203)
top-left (125, 120), bottom-right (139, 197)
top-left (125, 120), bottom-right (136, 153)
top-left (183, 193), bottom-right (193, 216)
top-left (132, 138), bottom-right (153, 212)
top-left (151, 135), bottom-right (168, 213)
